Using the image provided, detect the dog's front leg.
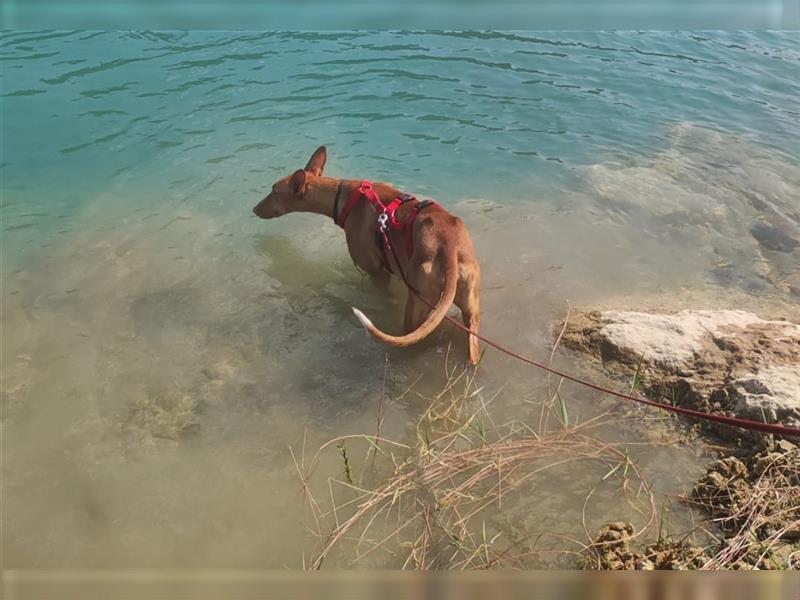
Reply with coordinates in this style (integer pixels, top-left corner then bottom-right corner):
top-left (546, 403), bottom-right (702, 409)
top-left (369, 269), bottom-right (391, 289)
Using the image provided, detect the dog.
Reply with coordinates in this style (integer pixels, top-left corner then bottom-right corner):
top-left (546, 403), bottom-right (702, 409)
top-left (253, 146), bottom-right (481, 365)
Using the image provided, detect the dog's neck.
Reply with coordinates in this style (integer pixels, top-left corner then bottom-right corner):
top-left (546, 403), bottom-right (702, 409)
top-left (303, 177), bottom-right (349, 220)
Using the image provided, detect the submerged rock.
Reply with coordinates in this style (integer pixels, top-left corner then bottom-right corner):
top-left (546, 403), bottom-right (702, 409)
top-left (561, 309), bottom-right (800, 436)
top-left (750, 221), bottom-right (800, 253)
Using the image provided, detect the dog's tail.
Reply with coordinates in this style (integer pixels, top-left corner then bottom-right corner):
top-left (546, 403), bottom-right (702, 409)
top-left (351, 253), bottom-right (458, 348)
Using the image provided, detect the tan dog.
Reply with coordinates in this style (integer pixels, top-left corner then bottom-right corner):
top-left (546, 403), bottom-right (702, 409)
top-left (253, 146), bottom-right (481, 365)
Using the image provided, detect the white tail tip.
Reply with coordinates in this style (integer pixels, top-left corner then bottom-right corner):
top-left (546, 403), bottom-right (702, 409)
top-left (351, 307), bottom-right (373, 334)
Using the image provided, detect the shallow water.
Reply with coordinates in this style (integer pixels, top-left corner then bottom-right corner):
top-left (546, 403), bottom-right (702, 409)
top-left (2, 31), bottom-right (799, 568)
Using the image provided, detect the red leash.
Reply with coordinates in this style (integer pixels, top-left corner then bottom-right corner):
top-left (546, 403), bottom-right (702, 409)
top-left (376, 225), bottom-right (800, 439)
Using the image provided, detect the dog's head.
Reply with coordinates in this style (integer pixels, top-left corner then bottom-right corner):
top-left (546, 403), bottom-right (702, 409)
top-left (253, 146), bottom-right (327, 219)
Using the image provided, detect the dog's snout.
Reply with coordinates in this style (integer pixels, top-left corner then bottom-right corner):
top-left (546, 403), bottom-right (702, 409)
top-left (253, 196), bottom-right (271, 219)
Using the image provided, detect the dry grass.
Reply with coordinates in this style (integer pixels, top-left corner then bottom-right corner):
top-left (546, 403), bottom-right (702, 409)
top-left (289, 334), bottom-right (798, 570)
top-left (578, 442), bottom-right (800, 570)
top-left (291, 352), bottom-right (657, 569)
top-left (688, 447), bottom-right (800, 570)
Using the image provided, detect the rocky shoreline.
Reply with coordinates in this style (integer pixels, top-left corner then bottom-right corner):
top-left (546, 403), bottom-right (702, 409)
top-left (562, 309), bottom-right (800, 437)
top-left (560, 308), bottom-right (799, 569)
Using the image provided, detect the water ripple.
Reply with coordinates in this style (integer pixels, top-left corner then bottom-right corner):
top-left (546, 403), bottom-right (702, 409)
top-left (41, 55), bottom-right (171, 85)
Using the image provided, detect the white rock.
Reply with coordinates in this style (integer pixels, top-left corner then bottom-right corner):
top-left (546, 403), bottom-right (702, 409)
top-left (568, 309), bottom-right (800, 427)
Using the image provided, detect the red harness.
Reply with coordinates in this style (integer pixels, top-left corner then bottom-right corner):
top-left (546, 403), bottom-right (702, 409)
top-left (335, 180), bottom-right (434, 273)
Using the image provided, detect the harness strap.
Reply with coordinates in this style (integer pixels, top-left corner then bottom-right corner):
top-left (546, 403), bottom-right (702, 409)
top-left (335, 179), bottom-right (436, 271)
top-left (405, 200), bottom-right (434, 258)
top-left (381, 198), bottom-right (435, 270)
top-left (336, 180), bottom-right (378, 229)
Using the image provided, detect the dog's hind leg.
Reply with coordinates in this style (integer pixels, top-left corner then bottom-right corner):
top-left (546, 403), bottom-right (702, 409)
top-left (457, 270), bottom-right (481, 366)
top-left (461, 296), bottom-right (480, 366)
top-left (403, 291), bottom-right (430, 334)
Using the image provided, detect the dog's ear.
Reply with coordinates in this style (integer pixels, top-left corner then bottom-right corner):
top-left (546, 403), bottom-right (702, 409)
top-left (304, 145), bottom-right (327, 177)
top-left (290, 169), bottom-right (308, 196)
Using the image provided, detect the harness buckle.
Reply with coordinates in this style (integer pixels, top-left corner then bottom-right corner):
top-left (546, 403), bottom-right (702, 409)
top-left (377, 211), bottom-right (389, 232)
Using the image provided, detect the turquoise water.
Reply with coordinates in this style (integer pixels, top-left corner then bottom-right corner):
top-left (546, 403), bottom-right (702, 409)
top-left (2, 31), bottom-right (799, 568)
top-left (3, 31), bottom-right (799, 242)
